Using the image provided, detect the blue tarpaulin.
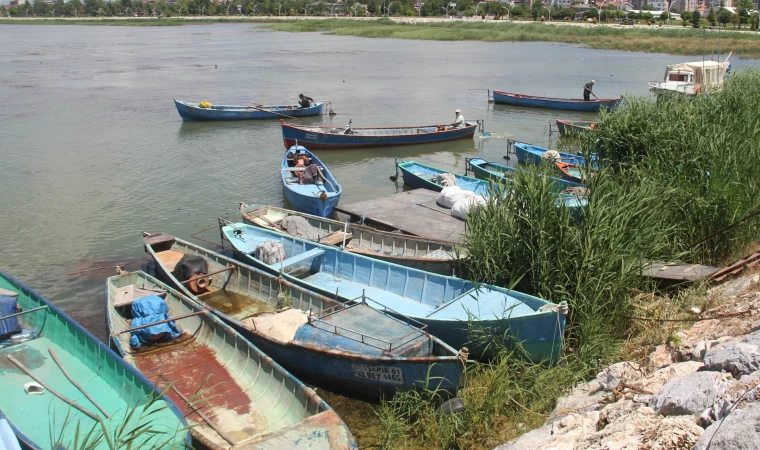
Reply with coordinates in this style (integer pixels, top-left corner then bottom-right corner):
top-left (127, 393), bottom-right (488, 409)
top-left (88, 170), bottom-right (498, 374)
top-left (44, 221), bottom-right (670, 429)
top-left (0, 295), bottom-right (21, 337)
top-left (129, 296), bottom-right (182, 349)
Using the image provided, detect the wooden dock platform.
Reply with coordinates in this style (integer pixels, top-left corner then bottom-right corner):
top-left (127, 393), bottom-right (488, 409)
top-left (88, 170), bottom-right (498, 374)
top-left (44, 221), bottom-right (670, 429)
top-left (335, 189), bottom-right (465, 243)
top-left (641, 262), bottom-right (720, 283)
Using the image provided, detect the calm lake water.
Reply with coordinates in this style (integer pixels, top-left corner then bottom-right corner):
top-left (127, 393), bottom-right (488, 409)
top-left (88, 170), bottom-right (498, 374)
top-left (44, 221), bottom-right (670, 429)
top-left (1, 22), bottom-right (756, 444)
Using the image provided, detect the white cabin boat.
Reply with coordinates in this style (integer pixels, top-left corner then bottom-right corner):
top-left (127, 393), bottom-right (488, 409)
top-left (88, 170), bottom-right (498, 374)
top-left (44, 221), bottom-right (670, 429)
top-left (648, 59), bottom-right (730, 96)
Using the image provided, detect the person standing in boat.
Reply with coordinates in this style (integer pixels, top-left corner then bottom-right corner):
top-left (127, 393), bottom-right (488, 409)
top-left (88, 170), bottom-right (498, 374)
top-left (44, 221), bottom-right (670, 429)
top-left (583, 80), bottom-right (596, 101)
top-left (450, 109), bottom-right (465, 129)
top-left (298, 93), bottom-right (315, 108)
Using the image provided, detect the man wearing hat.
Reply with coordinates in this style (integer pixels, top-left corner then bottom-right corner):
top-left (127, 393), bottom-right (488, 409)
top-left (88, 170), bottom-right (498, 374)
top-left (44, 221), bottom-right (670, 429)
top-left (583, 80), bottom-right (596, 102)
top-left (451, 109), bottom-right (465, 129)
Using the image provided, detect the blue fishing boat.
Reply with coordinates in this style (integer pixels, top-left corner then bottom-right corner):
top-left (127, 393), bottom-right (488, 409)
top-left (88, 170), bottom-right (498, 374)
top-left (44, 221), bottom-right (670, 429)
top-left (467, 158), bottom-right (585, 191)
top-left (174, 99), bottom-right (324, 121)
top-left (396, 160), bottom-right (490, 195)
top-left (143, 233), bottom-right (463, 400)
top-left (107, 270), bottom-right (357, 449)
top-left (396, 159), bottom-right (587, 210)
top-left (513, 141), bottom-right (598, 184)
top-left (280, 119), bottom-right (479, 149)
top-left (219, 222), bottom-right (569, 363)
top-left (282, 146), bottom-right (342, 218)
top-left (0, 270), bottom-right (190, 449)
top-left (493, 91), bottom-right (622, 112)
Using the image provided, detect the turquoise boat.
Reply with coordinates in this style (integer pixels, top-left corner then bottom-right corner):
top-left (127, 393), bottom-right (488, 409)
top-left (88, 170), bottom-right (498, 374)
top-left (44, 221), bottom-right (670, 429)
top-left (142, 232), bottom-right (463, 400)
top-left (396, 159), bottom-right (587, 210)
top-left (107, 271), bottom-right (357, 450)
top-left (220, 223), bottom-right (568, 362)
top-left (466, 158), bottom-right (585, 191)
top-left (0, 271), bottom-right (190, 449)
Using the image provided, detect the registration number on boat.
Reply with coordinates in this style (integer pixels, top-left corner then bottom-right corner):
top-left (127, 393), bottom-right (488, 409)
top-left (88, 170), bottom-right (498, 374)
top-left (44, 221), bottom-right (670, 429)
top-left (352, 364), bottom-right (404, 384)
top-left (305, 133), bottom-right (318, 140)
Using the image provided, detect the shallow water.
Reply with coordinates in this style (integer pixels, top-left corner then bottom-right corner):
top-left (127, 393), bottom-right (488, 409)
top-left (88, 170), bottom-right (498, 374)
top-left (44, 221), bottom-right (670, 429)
top-left (1, 22), bottom-right (756, 447)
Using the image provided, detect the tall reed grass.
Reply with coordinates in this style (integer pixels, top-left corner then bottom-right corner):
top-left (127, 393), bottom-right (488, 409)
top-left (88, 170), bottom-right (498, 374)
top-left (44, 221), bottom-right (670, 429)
top-left (375, 68), bottom-right (760, 450)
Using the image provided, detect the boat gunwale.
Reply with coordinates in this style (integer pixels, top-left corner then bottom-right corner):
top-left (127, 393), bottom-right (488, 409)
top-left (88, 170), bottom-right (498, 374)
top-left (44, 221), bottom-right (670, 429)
top-left (143, 235), bottom-right (461, 364)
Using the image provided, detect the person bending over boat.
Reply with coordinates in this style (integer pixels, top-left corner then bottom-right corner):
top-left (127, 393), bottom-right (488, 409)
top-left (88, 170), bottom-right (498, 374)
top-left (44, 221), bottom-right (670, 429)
top-left (583, 80), bottom-right (596, 101)
top-left (298, 93), bottom-right (315, 108)
top-left (450, 109), bottom-right (465, 129)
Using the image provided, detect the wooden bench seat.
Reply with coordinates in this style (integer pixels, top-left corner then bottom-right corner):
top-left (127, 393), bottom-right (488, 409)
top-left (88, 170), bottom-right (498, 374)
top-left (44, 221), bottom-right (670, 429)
top-left (269, 248), bottom-right (325, 271)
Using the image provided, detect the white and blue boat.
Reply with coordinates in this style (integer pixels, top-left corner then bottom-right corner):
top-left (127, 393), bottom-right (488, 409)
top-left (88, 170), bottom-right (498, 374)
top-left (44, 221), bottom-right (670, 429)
top-left (219, 223), bottom-right (568, 363)
top-left (281, 146), bottom-right (342, 218)
top-left (142, 232), bottom-right (463, 400)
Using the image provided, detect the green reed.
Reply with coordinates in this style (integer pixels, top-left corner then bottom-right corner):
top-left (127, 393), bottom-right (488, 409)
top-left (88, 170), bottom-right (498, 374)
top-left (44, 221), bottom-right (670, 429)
top-left (376, 68), bottom-right (760, 450)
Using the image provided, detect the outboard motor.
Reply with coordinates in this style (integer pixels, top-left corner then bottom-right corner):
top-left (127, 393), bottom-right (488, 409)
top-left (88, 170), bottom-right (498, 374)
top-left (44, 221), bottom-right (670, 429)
top-left (173, 255), bottom-right (210, 295)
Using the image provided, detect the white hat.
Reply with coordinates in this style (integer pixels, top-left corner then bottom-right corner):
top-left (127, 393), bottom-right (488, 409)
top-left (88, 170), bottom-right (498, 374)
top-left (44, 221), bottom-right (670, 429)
top-left (591, 80), bottom-right (596, 84)
top-left (455, 109), bottom-right (461, 113)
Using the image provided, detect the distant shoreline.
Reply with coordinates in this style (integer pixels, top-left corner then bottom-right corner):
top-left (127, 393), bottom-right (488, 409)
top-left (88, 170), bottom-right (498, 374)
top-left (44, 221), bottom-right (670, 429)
top-left (2, 17), bottom-right (758, 58)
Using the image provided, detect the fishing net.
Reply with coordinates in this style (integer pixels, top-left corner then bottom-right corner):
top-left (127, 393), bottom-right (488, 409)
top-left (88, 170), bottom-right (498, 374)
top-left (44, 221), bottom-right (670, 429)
top-left (434, 173), bottom-right (457, 188)
top-left (451, 195), bottom-right (486, 220)
top-left (255, 242), bottom-right (286, 265)
top-left (280, 216), bottom-right (327, 242)
top-left (437, 186), bottom-right (474, 209)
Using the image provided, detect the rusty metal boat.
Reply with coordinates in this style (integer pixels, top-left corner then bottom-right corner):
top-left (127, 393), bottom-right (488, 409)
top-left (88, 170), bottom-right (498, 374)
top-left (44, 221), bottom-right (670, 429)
top-left (106, 270), bottom-right (357, 450)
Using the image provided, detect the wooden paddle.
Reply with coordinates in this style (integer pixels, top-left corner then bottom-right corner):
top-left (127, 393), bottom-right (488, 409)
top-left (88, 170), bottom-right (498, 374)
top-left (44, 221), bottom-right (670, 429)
top-left (246, 102), bottom-right (297, 120)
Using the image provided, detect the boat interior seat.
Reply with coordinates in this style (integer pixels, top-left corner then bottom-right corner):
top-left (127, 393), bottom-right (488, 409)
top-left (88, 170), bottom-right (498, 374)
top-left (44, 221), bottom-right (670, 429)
top-left (425, 287), bottom-right (537, 321)
top-left (286, 155), bottom-right (312, 167)
top-left (269, 248), bottom-right (325, 271)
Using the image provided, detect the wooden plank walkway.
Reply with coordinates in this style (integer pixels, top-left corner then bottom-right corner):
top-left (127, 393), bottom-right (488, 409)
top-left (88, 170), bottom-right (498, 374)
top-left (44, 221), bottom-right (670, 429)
top-left (641, 262), bottom-right (721, 283)
top-left (335, 189), bottom-right (465, 243)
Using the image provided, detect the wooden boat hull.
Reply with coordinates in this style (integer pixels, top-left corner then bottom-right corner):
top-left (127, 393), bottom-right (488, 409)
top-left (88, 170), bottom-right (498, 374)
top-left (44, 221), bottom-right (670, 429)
top-left (493, 90), bottom-right (621, 112)
top-left (221, 223), bottom-right (568, 363)
top-left (107, 271), bottom-right (357, 449)
top-left (281, 146), bottom-right (342, 218)
top-left (467, 158), bottom-right (584, 191)
top-left (174, 99), bottom-right (324, 121)
top-left (240, 204), bottom-right (457, 276)
top-left (0, 271), bottom-right (190, 449)
top-left (555, 119), bottom-right (597, 137)
top-left (280, 120), bottom-right (478, 149)
top-left (143, 234), bottom-right (463, 400)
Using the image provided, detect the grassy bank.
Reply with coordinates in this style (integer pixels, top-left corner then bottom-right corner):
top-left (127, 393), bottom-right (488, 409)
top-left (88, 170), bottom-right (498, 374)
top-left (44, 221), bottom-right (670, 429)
top-left (373, 69), bottom-right (760, 449)
top-left (266, 18), bottom-right (760, 58)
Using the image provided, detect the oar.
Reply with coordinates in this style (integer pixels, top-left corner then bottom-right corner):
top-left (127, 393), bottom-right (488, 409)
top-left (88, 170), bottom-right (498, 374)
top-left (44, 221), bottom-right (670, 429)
top-left (247, 102), bottom-right (297, 120)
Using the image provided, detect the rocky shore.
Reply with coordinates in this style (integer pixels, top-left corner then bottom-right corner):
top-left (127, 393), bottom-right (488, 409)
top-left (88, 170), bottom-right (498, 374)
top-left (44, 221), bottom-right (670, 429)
top-left (497, 272), bottom-right (760, 450)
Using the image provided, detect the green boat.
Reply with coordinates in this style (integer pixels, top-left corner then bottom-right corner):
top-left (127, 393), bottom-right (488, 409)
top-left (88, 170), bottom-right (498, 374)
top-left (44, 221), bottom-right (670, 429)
top-left (0, 270), bottom-right (190, 449)
top-left (555, 119), bottom-right (597, 137)
top-left (106, 271), bottom-right (357, 450)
